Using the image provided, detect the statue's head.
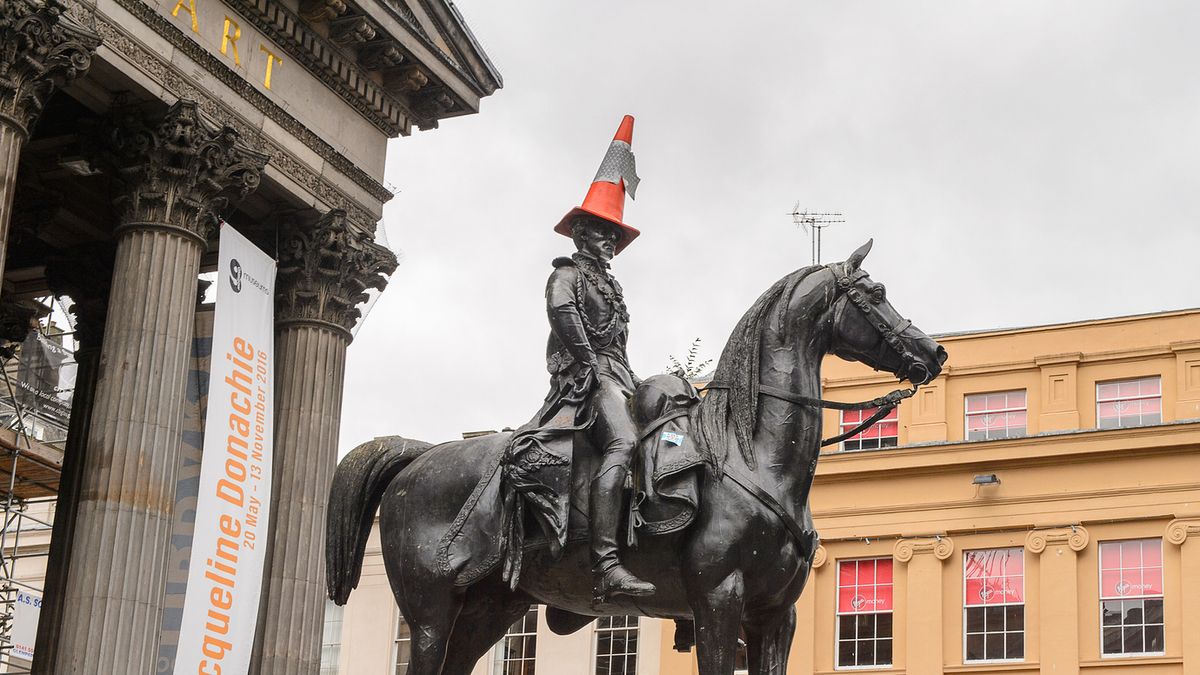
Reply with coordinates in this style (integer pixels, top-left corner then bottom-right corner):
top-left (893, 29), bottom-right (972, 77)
top-left (570, 215), bottom-right (622, 262)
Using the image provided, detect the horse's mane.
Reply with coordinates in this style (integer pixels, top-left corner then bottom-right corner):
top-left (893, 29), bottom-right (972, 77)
top-left (697, 265), bottom-right (825, 469)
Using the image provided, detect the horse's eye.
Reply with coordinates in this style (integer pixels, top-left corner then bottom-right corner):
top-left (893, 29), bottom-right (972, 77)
top-left (871, 287), bottom-right (886, 304)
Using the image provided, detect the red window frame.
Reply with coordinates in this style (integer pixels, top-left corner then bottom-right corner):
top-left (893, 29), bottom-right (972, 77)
top-left (839, 407), bottom-right (898, 451)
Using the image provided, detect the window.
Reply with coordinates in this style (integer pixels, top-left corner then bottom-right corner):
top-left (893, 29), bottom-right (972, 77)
top-left (595, 615), bottom-right (638, 675)
top-left (964, 548), bottom-right (1024, 662)
top-left (1097, 376), bottom-right (1161, 429)
top-left (840, 407), bottom-right (898, 451)
top-left (1100, 539), bottom-right (1164, 656)
top-left (494, 607), bottom-right (538, 675)
top-left (320, 600), bottom-right (343, 675)
top-left (965, 391), bottom-right (1027, 441)
top-left (836, 558), bottom-right (893, 668)
top-left (394, 613), bottom-right (412, 675)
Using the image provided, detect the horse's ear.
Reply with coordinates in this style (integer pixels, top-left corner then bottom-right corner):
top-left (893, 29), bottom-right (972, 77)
top-left (846, 239), bottom-right (873, 271)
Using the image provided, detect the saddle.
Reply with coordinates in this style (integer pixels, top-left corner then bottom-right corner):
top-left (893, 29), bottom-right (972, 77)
top-left (435, 374), bottom-right (707, 587)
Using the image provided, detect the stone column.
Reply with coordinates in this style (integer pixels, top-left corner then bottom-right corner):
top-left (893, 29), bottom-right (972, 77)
top-left (252, 209), bottom-right (396, 675)
top-left (894, 537), bottom-right (954, 673)
top-left (0, 0), bottom-right (99, 287)
top-left (1026, 526), bottom-right (1089, 675)
top-left (32, 248), bottom-right (112, 675)
top-left (1167, 519), bottom-right (1200, 675)
top-left (52, 101), bottom-right (266, 675)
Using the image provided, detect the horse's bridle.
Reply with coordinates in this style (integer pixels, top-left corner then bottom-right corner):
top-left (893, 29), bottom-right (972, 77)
top-left (829, 262), bottom-right (928, 386)
top-left (706, 263), bottom-right (923, 448)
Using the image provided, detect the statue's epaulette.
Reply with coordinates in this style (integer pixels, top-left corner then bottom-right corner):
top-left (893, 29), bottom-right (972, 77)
top-left (551, 256), bottom-right (576, 269)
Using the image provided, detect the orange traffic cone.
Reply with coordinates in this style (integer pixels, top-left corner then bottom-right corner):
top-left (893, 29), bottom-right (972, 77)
top-left (555, 115), bottom-right (642, 254)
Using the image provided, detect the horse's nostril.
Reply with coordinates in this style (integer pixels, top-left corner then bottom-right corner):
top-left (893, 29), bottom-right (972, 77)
top-left (936, 346), bottom-right (948, 365)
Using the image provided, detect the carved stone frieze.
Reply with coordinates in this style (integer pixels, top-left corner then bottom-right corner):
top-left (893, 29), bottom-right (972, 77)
top-left (224, 0), bottom-right (414, 135)
top-left (276, 209), bottom-right (397, 336)
top-left (68, 3), bottom-right (384, 230)
top-left (64, 0), bottom-right (394, 221)
top-left (1025, 526), bottom-right (1089, 554)
top-left (105, 101), bottom-right (268, 244)
top-left (894, 536), bottom-right (954, 562)
top-left (0, 0), bottom-right (101, 136)
top-left (1166, 518), bottom-right (1200, 546)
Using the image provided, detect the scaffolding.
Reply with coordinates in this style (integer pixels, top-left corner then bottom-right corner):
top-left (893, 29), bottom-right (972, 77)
top-left (0, 296), bottom-right (76, 673)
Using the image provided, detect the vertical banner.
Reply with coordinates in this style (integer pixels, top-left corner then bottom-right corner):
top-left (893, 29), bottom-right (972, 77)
top-left (174, 225), bottom-right (275, 675)
top-left (158, 307), bottom-right (214, 673)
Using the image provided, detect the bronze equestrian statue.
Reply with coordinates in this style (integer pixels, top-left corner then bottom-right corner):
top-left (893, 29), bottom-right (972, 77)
top-left (326, 116), bottom-right (948, 675)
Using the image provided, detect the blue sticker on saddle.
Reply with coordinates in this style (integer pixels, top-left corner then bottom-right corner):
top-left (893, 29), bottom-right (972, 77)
top-left (661, 431), bottom-right (684, 446)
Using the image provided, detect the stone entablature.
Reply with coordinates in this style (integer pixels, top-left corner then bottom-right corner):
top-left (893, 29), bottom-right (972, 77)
top-left (64, 0), bottom-right (499, 230)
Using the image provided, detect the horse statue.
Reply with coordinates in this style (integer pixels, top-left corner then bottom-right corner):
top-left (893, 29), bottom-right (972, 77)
top-left (326, 240), bottom-right (946, 675)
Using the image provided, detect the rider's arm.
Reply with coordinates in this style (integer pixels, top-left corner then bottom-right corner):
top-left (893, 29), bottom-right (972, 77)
top-left (546, 266), bottom-right (599, 368)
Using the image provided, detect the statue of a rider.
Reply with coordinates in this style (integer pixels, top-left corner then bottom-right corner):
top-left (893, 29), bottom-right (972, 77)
top-left (542, 115), bottom-right (654, 601)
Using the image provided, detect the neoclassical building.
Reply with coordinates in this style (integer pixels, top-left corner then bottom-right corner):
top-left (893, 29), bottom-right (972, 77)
top-left (324, 308), bottom-right (1200, 675)
top-left (0, 0), bottom-right (499, 672)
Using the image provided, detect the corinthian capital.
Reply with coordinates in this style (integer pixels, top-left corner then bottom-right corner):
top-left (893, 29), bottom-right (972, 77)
top-left (107, 100), bottom-right (268, 244)
top-left (0, 0), bottom-right (101, 136)
top-left (276, 210), bottom-right (398, 337)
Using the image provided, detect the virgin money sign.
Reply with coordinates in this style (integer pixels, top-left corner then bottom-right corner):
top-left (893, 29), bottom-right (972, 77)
top-left (964, 548), bottom-right (1024, 606)
top-left (1099, 539), bottom-right (1163, 599)
top-left (837, 559), bottom-right (893, 614)
top-left (173, 225), bottom-right (275, 675)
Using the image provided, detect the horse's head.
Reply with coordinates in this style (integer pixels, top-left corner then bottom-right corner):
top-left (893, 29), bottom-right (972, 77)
top-left (827, 240), bottom-right (947, 385)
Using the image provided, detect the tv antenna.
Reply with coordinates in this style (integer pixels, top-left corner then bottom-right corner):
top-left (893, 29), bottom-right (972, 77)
top-left (788, 202), bottom-right (844, 265)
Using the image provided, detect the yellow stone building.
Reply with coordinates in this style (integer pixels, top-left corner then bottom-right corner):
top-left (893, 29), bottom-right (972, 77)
top-left (327, 307), bottom-right (1200, 675)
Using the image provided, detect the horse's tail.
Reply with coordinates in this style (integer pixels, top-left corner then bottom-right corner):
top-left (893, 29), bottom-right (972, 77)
top-left (326, 435), bottom-right (433, 605)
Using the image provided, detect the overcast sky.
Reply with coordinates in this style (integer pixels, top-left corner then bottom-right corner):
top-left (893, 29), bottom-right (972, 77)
top-left (338, 1), bottom-right (1200, 452)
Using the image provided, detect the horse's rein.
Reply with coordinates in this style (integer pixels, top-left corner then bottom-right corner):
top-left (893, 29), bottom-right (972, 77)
top-left (702, 261), bottom-right (921, 448)
top-left (699, 382), bottom-right (917, 447)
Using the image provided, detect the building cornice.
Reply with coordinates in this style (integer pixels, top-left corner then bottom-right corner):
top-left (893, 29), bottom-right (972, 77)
top-left (817, 420), bottom-right (1200, 479)
top-left (71, 0), bottom-right (388, 228)
top-left (814, 481), bottom-right (1200, 523)
top-left (226, 0), bottom-right (418, 135)
top-left (825, 344), bottom-right (1186, 388)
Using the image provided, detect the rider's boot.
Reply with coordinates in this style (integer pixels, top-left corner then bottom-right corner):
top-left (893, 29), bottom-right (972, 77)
top-left (591, 466), bottom-right (656, 601)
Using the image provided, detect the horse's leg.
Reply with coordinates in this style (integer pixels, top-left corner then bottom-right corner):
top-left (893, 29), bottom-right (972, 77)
top-left (397, 589), bottom-right (463, 675)
top-left (439, 584), bottom-right (532, 675)
top-left (744, 605), bottom-right (796, 675)
top-left (687, 570), bottom-right (745, 675)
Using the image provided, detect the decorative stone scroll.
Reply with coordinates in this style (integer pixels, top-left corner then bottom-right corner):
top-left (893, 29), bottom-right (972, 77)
top-left (1025, 526), bottom-right (1089, 554)
top-left (276, 209), bottom-right (398, 337)
top-left (812, 544), bottom-right (827, 569)
top-left (1166, 518), bottom-right (1200, 546)
top-left (106, 100), bottom-right (269, 244)
top-left (0, 0), bottom-right (100, 136)
top-left (894, 536), bottom-right (954, 562)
